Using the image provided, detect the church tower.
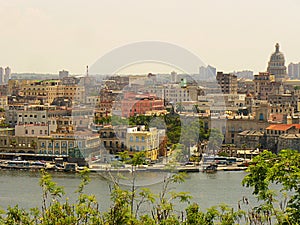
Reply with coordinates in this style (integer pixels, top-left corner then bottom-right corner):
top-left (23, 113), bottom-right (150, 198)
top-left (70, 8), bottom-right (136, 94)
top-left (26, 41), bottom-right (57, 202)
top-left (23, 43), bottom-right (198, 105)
top-left (267, 43), bottom-right (287, 82)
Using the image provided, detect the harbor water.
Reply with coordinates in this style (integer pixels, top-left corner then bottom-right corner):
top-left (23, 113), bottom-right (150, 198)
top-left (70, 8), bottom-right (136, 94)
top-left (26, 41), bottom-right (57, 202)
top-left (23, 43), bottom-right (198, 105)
top-left (0, 170), bottom-right (255, 212)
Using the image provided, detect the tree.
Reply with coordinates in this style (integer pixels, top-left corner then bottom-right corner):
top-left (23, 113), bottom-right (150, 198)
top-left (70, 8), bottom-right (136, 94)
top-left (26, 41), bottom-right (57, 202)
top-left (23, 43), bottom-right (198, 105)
top-left (207, 128), bottom-right (224, 154)
top-left (242, 149), bottom-right (300, 224)
top-left (176, 102), bottom-right (185, 113)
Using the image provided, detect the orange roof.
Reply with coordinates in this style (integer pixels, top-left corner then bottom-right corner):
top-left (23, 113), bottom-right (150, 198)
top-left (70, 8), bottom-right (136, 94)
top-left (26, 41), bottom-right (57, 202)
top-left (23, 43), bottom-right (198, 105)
top-left (266, 124), bottom-right (300, 131)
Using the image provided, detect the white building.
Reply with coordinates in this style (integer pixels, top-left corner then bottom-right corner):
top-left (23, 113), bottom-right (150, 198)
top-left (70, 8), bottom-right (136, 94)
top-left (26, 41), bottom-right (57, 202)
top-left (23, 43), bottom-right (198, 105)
top-left (4, 67), bottom-right (11, 83)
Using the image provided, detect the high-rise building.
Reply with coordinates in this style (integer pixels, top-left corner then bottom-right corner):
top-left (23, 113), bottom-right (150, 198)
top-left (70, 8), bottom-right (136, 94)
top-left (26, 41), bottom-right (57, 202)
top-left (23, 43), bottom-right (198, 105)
top-left (0, 67), bottom-right (3, 84)
top-left (4, 67), bottom-right (11, 83)
top-left (171, 71), bottom-right (177, 83)
top-left (59, 70), bottom-right (69, 79)
top-left (288, 62), bottom-right (300, 79)
top-left (199, 65), bottom-right (216, 80)
top-left (216, 71), bottom-right (237, 94)
top-left (267, 43), bottom-right (287, 82)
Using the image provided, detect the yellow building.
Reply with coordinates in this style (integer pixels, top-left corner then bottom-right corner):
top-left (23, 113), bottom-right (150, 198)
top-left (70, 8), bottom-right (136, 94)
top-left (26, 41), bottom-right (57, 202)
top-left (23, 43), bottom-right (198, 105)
top-left (126, 126), bottom-right (159, 161)
top-left (20, 79), bottom-right (85, 104)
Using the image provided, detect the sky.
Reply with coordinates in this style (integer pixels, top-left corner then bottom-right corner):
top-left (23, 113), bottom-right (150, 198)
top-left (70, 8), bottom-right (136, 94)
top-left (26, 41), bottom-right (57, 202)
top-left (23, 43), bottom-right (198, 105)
top-left (1, 0), bottom-right (300, 75)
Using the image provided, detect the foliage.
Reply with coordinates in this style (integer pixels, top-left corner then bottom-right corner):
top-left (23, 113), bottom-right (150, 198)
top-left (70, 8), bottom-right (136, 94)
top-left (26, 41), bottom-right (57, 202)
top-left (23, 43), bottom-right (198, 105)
top-left (207, 128), bottom-right (224, 152)
top-left (242, 149), bottom-right (300, 224)
top-left (1, 149), bottom-right (299, 224)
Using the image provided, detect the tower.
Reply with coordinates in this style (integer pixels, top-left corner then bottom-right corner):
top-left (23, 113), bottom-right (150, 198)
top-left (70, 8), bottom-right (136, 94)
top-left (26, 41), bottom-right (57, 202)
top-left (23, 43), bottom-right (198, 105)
top-left (4, 67), bottom-right (11, 83)
top-left (0, 67), bottom-right (3, 84)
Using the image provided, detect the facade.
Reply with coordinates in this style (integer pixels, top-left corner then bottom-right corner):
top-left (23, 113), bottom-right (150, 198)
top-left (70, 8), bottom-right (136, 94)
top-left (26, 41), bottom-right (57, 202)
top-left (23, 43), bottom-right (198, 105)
top-left (267, 43), bottom-right (288, 82)
top-left (237, 130), bottom-right (264, 149)
top-left (126, 126), bottom-right (160, 161)
top-left (59, 70), bottom-right (69, 79)
top-left (4, 67), bottom-right (11, 83)
top-left (99, 125), bottom-right (127, 154)
top-left (147, 84), bottom-right (203, 105)
top-left (216, 72), bottom-right (237, 94)
top-left (288, 62), bottom-right (300, 79)
top-left (0, 67), bottom-right (3, 84)
top-left (199, 65), bottom-right (216, 80)
top-left (0, 96), bottom-right (7, 109)
top-left (265, 124), bottom-right (300, 153)
top-left (21, 79), bottom-right (86, 104)
top-left (121, 92), bottom-right (164, 117)
top-left (253, 72), bottom-right (275, 100)
top-left (233, 70), bottom-right (253, 79)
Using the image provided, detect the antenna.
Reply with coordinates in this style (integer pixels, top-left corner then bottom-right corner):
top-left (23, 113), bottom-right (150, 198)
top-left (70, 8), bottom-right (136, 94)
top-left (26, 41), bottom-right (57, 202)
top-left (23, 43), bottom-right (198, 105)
top-left (86, 65), bottom-right (89, 77)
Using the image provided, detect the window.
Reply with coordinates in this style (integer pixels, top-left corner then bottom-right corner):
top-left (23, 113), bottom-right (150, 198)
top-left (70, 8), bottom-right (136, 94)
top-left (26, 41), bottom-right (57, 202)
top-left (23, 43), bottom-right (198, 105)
top-left (25, 130), bottom-right (28, 134)
top-left (141, 137), bottom-right (145, 142)
top-left (40, 130), bottom-right (43, 135)
top-left (130, 136), bottom-right (133, 142)
top-left (259, 113), bottom-right (264, 121)
top-left (32, 130), bottom-right (34, 135)
top-left (136, 137), bottom-right (139, 142)
top-left (45, 130), bottom-right (47, 135)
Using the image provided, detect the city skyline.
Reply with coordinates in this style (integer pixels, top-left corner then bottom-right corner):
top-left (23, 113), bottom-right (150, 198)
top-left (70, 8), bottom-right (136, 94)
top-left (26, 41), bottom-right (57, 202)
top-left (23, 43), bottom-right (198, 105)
top-left (1, 0), bottom-right (300, 74)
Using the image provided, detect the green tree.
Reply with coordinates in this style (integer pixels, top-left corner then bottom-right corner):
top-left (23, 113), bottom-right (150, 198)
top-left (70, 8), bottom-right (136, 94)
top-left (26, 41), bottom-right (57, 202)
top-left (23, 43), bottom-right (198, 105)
top-left (207, 128), bottom-right (224, 154)
top-left (242, 149), bottom-right (300, 224)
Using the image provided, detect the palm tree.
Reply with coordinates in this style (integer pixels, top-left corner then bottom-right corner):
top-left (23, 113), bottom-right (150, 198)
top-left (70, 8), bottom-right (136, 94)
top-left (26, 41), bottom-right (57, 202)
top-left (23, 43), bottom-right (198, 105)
top-left (192, 104), bottom-right (199, 114)
top-left (176, 102), bottom-right (185, 113)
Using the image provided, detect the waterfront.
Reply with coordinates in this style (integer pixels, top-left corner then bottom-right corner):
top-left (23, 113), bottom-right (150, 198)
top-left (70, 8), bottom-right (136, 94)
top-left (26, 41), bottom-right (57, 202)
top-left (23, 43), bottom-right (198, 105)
top-left (0, 170), bottom-right (255, 212)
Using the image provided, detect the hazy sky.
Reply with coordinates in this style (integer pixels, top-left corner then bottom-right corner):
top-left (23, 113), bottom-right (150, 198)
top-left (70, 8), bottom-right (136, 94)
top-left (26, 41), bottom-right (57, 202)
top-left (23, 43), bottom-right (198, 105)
top-left (1, 0), bottom-right (300, 75)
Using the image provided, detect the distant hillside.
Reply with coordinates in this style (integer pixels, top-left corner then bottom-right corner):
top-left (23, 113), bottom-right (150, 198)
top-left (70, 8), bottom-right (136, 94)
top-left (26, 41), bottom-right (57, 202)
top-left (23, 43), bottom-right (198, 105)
top-left (11, 73), bottom-right (59, 80)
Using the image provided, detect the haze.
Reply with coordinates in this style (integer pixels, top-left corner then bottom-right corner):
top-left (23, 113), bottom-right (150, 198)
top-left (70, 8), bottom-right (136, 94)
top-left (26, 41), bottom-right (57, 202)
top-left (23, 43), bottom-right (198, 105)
top-left (0, 0), bottom-right (300, 74)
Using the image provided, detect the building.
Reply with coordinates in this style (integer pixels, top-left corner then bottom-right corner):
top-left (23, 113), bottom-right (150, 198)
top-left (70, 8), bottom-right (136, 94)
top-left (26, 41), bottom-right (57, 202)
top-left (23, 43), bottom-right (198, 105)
top-left (4, 67), bottom-right (11, 83)
top-left (237, 130), bottom-right (264, 149)
top-left (121, 92), bottom-right (164, 117)
top-left (216, 72), bottom-right (237, 94)
top-left (21, 79), bottom-right (86, 104)
top-left (126, 126), bottom-right (160, 161)
top-left (288, 62), bottom-right (300, 79)
top-left (199, 65), bottom-right (216, 80)
top-left (253, 72), bottom-right (275, 100)
top-left (146, 83), bottom-right (203, 106)
top-left (233, 70), bottom-right (253, 79)
top-left (0, 67), bottom-right (3, 84)
top-left (267, 43), bottom-right (288, 82)
top-left (99, 125), bottom-right (127, 154)
top-left (59, 70), bottom-right (69, 79)
top-left (0, 96), bottom-right (7, 109)
top-left (265, 124), bottom-right (300, 153)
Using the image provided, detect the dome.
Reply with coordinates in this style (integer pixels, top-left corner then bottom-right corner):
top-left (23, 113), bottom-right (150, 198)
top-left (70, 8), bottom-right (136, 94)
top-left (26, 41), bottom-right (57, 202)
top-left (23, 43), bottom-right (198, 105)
top-left (270, 43), bottom-right (285, 61)
top-left (267, 43), bottom-right (287, 81)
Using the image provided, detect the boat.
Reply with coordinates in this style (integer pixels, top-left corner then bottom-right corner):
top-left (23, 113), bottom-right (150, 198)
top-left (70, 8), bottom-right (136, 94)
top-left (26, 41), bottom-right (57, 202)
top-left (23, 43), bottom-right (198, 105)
top-left (202, 163), bottom-right (218, 173)
top-left (0, 160), bottom-right (45, 170)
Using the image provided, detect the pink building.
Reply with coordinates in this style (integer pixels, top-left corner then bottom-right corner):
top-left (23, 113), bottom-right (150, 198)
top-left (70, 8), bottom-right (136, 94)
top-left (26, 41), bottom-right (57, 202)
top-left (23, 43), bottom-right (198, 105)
top-left (121, 92), bottom-right (164, 117)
